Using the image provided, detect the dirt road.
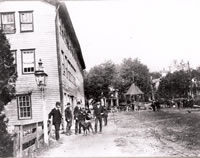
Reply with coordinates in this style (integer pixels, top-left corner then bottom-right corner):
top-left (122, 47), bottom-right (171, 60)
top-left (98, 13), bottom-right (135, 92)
top-left (37, 109), bottom-right (200, 157)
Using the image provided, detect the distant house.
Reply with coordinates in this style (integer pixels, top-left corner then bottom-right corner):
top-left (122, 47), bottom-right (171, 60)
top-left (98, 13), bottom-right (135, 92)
top-left (152, 78), bottom-right (161, 91)
top-left (0, 0), bottom-right (86, 128)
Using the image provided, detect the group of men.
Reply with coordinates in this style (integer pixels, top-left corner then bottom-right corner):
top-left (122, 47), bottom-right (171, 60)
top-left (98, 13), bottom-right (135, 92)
top-left (48, 101), bottom-right (108, 141)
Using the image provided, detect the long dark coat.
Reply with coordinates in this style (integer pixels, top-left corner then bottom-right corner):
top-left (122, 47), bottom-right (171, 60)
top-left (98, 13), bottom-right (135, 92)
top-left (93, 105), bottom-right (104, 117)
top-left (48, 108), bottom-right (62, 125)
top-left (65, 107), bottom-right (72, 122)
top-left (73, 106), bottom-right (80, 120)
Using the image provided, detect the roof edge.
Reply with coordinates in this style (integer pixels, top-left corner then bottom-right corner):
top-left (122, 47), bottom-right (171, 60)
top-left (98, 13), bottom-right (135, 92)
top-left (58, 2), bottom-right (86, 70)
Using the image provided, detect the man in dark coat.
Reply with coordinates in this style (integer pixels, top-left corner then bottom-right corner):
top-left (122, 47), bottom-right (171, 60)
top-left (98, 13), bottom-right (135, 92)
top-left (93, 102), bottom-right (104, 133)
top-left (65, 103), bottom-right (72, 136)
top-left (102, 105), bottom-right (108, 126)
top-left (48, 102), bottom-right (62, 140)
top-left (74, 102), bottom-right (81, 134)
top-left (151, 100), bottom-right (156, 112)
top-left (155, 100), bottom-right (161, 111)
top-left (78, 107), bottom-right (86, 134)
top-left (85, 107), bottom-right (92, 121)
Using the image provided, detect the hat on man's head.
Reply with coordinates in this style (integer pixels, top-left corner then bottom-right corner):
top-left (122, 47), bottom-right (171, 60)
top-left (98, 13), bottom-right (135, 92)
top-left (77, 101), bottom-right (81, 105)
top-left (67, 103), bottom-right (70, 107)
top-left (56, 102), bottom-right (60, 106)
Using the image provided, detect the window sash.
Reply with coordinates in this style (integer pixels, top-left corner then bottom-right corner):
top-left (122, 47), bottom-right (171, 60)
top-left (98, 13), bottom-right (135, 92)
top-left (11, 50), bottom-right (17, 65)
top-left (17, 95), bottom-right (32, 119)
top-left (2, 13), bottom-right (14, 23)
top-left (65, 57), bottom-right (68, 78)
top-left (22, 50), bottom-right (35, 74)
top-left (20, 12), bottom-right (33, 32)
top-left (0, 13), bottom-right (15, 33)
top-left (21, 23), bottom-right (33, 31)
top-left (20, 12), bottom-right (32, 23)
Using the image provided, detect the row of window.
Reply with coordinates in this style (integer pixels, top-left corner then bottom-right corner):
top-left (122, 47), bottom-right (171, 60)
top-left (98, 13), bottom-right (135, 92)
top-left (59, 24), bottom-right (74, 56)
top-left (68, 71), bottom-right (76, 85)
top-left (12, 49), bottom-right (35, 74)
top-left (68, 60), bottom-right (76, 72)
top-left (61, 50), bottom-right (77, 86)
top-left (15, 48), bottom-right (78, 79)
top-left (15, 49), bottom-right (77, 120)
top-left (0, 11), bottom-right (33, 34)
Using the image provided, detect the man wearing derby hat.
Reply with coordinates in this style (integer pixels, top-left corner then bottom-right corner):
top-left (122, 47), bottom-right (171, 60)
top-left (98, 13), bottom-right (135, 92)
top-left (74, 101), bottom-right (81, 134)
top-left (48, 102), bottom-right (62, 140)
top-left (93, 101), bottom-right (104, 133)
top-left (65, 103), bottom-right (72, 136)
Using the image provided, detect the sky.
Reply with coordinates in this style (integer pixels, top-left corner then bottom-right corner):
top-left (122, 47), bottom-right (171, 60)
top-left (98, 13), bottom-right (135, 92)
top-left (65, 0), bottom-right (200, 72)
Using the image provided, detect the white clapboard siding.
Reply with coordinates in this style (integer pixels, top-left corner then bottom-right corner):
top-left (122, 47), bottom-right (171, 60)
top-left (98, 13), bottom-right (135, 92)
top-left (1, 1), bottom-right (61, 126)
top-left (1, 0), bottom-right (85, 127)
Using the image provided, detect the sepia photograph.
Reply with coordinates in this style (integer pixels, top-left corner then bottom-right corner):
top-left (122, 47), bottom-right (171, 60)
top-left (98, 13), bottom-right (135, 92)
top-left (0, 0), bottom-right (200, 157)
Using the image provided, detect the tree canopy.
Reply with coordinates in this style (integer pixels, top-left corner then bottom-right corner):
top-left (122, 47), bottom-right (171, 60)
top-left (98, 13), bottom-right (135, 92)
top-left (0, 31), bottom-right (17, 105)
top-left (84, 58), bottom-right (152, 102)
top-left (157, 70), bottom-right (191, 99)
top-left (119, 58), bottom-right (151, 100)
top-left (84, 57), bottom-right (200, 103)
top-left (84, 60), bottom-right (116, 101)
top-left (0, 30), bottom-right (17, 157)
top-left (150, 72), bottom-right (162, 79)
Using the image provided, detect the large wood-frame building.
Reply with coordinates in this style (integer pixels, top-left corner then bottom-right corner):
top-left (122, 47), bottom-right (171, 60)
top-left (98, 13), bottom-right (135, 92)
top-left (0, 0), bottom-right (86, 129)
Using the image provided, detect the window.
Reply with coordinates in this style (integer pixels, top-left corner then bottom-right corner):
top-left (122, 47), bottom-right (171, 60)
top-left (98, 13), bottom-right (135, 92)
top-left (65, 56), bottom-right (68, 78)
top-left (11, 50), bottom-right (17, 73)
top-left (68, 71), bottom-right (76, 85)
top-left (21, 49), bottom-right (35, 74)
top-left (19, 11), bottom-right (33, 32)
top-left (17, 94), bottom-right (32, 119)
top-left (11, 50), bottom-right (17, 65)
top-left (0, 12), bottom-right (16, 34)
top-left (68, 71), bottom-right (72, 82)
top-left (61, 50), bottom-right (65, 75)
top-left (68, 60), bottom-right (76, 72)
top-left (59, 25), bottom-right (62, 35)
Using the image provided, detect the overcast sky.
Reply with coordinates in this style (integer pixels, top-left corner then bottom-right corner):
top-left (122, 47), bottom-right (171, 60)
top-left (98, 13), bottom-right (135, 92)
top-left (65, 0), bottom-right (200, 72)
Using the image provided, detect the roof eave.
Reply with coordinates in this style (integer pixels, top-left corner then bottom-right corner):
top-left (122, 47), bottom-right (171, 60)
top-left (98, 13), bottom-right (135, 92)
top-left (58, 2), bottom-right (86, 70)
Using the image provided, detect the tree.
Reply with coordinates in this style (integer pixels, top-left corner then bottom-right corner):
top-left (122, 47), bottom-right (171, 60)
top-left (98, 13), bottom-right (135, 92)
top-left (119, 58), bottom-right (151, 101)
top-left (150, 72), bottom-right (162, 79)
top-left (0, 30), bottom-right (17, 157)
top-left (84, 58), bottom-right (152, 102)
top-left (157, 70), bottom-right (190, 99)
top-left (84, 60), bottom-right (116, 101)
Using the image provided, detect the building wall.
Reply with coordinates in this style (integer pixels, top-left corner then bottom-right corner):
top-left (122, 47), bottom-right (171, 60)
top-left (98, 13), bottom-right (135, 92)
top-left (0, 1), bottom-right (61, 125)
top-left (57, 15), bottom-right (85, 111)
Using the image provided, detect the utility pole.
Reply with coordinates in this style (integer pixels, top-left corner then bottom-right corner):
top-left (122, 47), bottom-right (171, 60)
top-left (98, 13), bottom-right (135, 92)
top-left (150, 76), bottom-right (155, 100)
top-left (188, 61), bottom-right (192, 99)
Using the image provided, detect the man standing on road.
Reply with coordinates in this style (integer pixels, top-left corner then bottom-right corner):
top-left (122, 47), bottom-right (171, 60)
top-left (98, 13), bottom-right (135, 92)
top-left (78, 107), bottom-right (86, 134)
top-left (155, 100), bottom-right (161, 111)
top-left (48, 102), bottom-right (62, 141)
top-left (94, 101), bottom-right (104, 133)
top-left (65, 103), bottom-right (72, 136)
top-left (85, 106), bottom-right (92, 122)
top-left (151, 100), bottom-right (156, 112)
top-left (103, 105), bottom-right (108, 126)
top-left (74, 101), bottom-right (81, 134)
